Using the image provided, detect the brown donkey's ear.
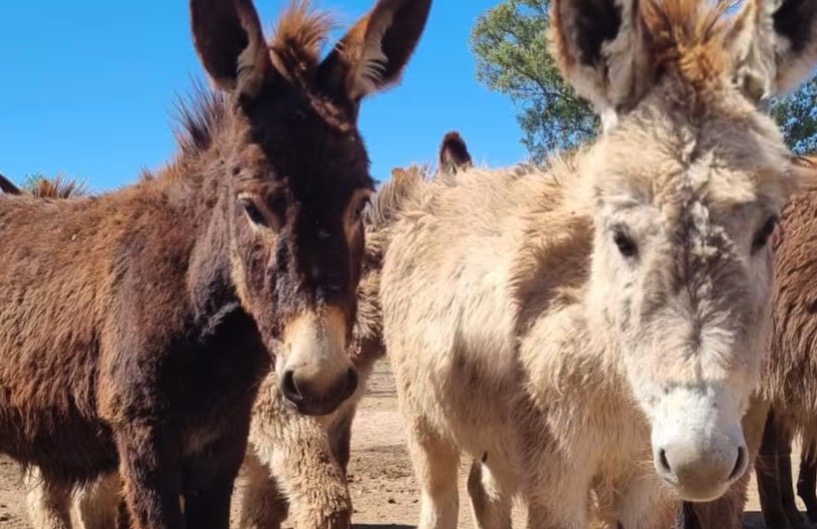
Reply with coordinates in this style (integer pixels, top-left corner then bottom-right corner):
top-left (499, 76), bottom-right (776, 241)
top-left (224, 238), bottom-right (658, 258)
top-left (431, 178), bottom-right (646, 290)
top-left (190, 0), bottom-right (274, 102)
top-left (439, 131), bottom-right (473, 174)
top-left (0, 173), bottom-right (22, 195)
top-left (549, 0), bottom-right (649, 129)
top-left (318, 0), bottom-right (432, 107)
top-left (725, 0), bottom-right (817, 103)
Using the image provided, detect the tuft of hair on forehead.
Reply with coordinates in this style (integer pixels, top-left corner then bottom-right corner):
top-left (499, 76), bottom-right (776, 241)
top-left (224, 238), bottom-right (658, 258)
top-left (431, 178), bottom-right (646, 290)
top-left (269, 0), bottom-right (337, 82)
top-left (641, 0), bottom-right (731, 101)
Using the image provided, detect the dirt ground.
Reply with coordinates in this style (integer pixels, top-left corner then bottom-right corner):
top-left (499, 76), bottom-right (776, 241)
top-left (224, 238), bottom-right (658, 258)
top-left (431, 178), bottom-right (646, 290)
top-left (0, 360), bottom-right (801, 528)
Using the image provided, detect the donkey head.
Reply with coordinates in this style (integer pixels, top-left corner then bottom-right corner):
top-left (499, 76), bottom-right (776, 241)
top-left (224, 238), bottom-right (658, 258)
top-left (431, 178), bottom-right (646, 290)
top-left (551, 0), bottom-right (817, 501)
top-left (190, 0), bottom-right (431, 415)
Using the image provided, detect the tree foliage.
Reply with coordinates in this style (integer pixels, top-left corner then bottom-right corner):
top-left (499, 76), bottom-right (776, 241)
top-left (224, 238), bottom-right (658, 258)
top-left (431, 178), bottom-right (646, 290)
top-left (471, 0), bottom-right (817, 159)
top-left (770, 77), bottom-right (817, 155)
top-left (471, 0), bottom-right (596, 162)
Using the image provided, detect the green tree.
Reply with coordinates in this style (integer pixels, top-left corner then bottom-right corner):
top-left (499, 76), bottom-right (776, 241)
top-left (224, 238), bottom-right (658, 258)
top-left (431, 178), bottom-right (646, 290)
top-left (471, 0), bottom-right (596, 163)
top-left (770, 77), bottom-right (817, 155)
top-left (471, 0), bottom-right (817, 159)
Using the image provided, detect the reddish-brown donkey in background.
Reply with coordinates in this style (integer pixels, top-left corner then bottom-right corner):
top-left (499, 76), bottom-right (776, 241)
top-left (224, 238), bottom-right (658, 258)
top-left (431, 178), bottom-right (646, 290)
top-left (0, 0), bottom-right (431, 527)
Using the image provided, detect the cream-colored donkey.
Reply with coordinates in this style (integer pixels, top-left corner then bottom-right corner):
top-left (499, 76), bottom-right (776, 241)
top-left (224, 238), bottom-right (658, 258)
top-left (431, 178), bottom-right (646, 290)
top-left (379, 0), bottom-right (817, 528)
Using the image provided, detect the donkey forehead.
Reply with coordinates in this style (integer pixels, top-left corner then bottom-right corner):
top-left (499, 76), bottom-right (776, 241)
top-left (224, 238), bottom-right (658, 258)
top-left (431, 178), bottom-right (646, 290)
top-left (590, 96), bottom-right (793, 216)
top-left (242, 109), bottom-right (375, 198)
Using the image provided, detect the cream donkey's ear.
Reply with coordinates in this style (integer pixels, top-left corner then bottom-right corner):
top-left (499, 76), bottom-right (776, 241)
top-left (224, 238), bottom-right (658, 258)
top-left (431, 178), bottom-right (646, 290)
top-left (725, 0), bottom-right (817, 103)
top-left (549, 0), bottom-right (651, 130)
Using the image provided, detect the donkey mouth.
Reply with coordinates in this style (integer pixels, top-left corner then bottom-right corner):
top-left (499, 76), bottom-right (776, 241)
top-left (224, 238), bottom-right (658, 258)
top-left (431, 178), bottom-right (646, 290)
top-left (280, 367), bottom-right (358, 416)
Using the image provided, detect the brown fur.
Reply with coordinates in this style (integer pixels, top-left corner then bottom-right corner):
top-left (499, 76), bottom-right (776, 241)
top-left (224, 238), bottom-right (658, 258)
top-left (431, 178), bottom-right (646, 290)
top-left (752, 154), bottom-right (817, 529)
top-left (20, 134), bottom-right (448, 529)
top-left (437, 131), bottom-right (473, 183)
top-left (0, 0), bottom-right (431, 528)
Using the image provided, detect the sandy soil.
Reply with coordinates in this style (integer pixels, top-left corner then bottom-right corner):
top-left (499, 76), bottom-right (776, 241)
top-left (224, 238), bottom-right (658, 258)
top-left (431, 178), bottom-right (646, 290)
top-left (0, 360), bottom-right (801, 528)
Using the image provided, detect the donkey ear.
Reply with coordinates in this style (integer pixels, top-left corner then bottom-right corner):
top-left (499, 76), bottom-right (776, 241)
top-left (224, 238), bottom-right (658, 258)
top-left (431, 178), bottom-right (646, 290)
top-left (190, 0), bottom-right (274, 102)
top-left (318, 0), bottom-right (432, 107)
top-left (549, 0), bottom-right (649, 129)
top-left (0, 173), bottom-right (22, 195)
top-left (725, 0), bottom-right (817, 102)
top-left (439, 132), bottom-right (473, 175)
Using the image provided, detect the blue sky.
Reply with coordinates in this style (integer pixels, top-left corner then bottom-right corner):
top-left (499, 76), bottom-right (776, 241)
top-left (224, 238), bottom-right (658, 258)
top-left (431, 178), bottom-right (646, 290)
top-left (0, 0), bottom-right (528, 192)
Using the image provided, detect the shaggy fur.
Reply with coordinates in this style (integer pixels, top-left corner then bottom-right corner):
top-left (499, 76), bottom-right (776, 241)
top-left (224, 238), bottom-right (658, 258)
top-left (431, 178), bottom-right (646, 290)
top-left (381, 0), bottom-right (817, 528)
top-left (18, 136), bottom-right (458, 529)
top-left (750, 154), bottom-right (817, 529)
top-left (0, 0), bottom-right (431, 527)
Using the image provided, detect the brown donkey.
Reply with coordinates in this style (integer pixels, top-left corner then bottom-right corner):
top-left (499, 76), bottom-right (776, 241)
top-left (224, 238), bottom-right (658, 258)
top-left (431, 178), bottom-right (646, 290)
top-left (20, 133), bottom-right (472, 529)
top-left (378, 0), bottom-right (817, 527)
top-left (754, 154), bottom-right (817, 529)
top-left (0, 0), bottom-right (431, 528)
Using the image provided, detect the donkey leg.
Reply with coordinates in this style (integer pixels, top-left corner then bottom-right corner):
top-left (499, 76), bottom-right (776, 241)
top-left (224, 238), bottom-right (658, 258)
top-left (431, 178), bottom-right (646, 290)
top-left (238, 450), bottom-right (289, 529)
top-left (183, 434), bottom-right (248, 529)
top-left (407, 423), bottom-right (460, 529)
top-left (24, 467), bottom-right (72, 529)
top-left (248, 412), bottom-right (353, 529)
top-left (798, 453), bottom-right (817, 523)
top-left (777, 426), bottom-right (812, 528)
top-left (329, 410), bottom-right (355, 478)
top-left (72, 472), bottom-right (122, 529)
top-left (115, 424), bottom-right (184, 529)
top-left (758, 409), bottom-right (794, 529)
top-left (466, 458), bottom-right (512, 529)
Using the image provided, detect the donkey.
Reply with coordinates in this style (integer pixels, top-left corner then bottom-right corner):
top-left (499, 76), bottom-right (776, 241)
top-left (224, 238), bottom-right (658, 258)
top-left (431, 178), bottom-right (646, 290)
top-left (0, 0), bottom-right (431, 527)
top-left (672, 155), bottom-right (817, 529)
top-left (377, 0), bottom-right (817, 527)
top-left (20, 133), bottom-right (472, 529)
top-left (237, 132), bottom-right (475, 529)
top-left (754, 154), bottom-right (817, 529)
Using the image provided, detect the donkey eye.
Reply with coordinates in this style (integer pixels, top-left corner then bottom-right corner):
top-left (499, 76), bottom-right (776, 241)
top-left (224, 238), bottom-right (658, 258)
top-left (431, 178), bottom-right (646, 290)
top-left (613, 230), bottom-right (638, 258)
top-left (752, 215), bottom-right (778, 253)
top-left (239, 197), bottom-right (267, 227)
top-left (354, 197), bottom-right (371, 221)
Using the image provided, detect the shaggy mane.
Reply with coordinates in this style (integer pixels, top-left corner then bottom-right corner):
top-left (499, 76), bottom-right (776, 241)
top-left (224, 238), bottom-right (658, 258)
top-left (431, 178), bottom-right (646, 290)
top-left (269, 0), bottom-right (337, 81)
top-left (641, 0), bottom-right (731, 94)
top-left (29, 174), bottom-right (87, 199)
top-left (171, 82), bottom-right (230, 159)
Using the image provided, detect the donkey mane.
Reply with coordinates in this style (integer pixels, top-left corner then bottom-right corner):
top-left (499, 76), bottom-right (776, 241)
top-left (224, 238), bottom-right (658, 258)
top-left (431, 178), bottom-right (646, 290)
top-left (641, 0), bottom-right (730, 91)
top-left (172, 83), bottom-right (230, 159)
top-left (269, 0), bottom-right (336, 80)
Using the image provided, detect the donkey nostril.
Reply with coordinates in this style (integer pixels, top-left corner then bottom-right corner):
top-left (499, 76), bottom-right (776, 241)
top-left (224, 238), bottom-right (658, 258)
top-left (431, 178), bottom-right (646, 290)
top-left (658, 448), bottom-right (671, 473)
top-left (729, 446), bottom-right (746, 481)
top-left (281, 370), bottom-right (302, 402)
